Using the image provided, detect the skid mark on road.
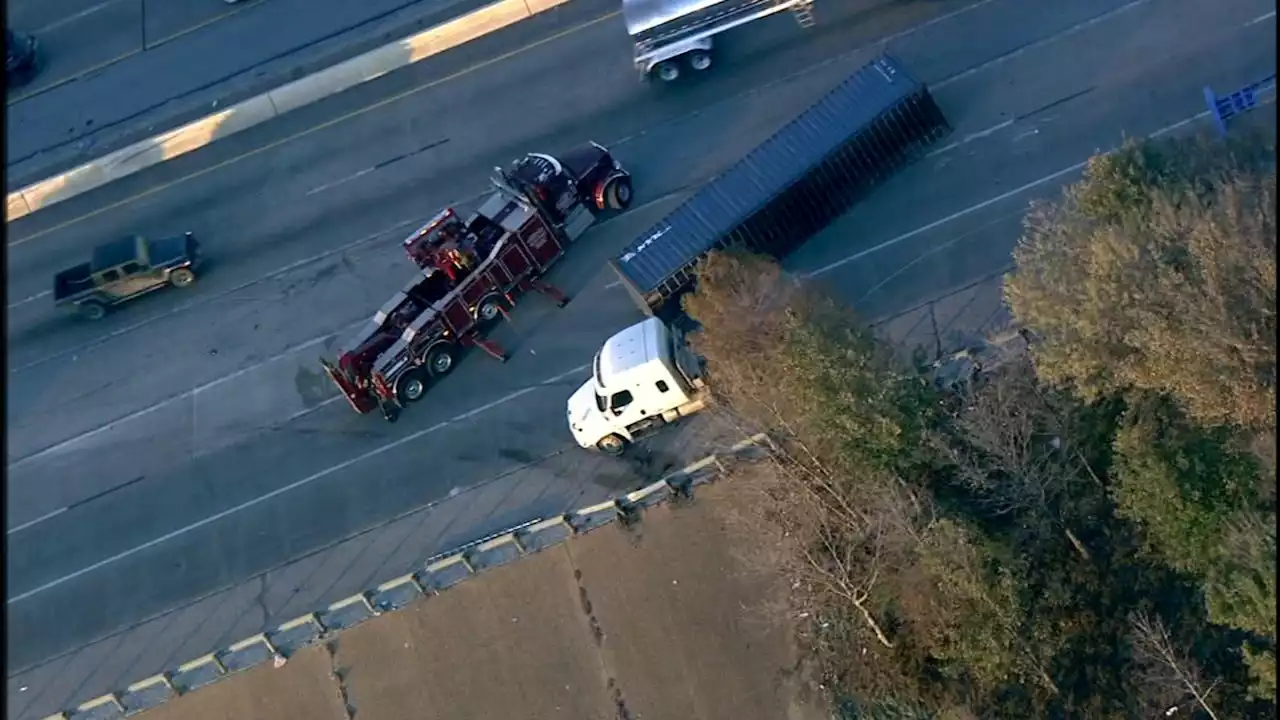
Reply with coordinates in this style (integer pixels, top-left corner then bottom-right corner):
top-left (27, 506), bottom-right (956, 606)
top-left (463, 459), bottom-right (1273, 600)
top-left (6, 362), bottom-right (590, 603)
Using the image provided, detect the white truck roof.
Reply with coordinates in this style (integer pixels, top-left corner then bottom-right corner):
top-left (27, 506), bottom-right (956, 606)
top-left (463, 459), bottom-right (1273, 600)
top-left (595, 317), bottom-right (667, 383)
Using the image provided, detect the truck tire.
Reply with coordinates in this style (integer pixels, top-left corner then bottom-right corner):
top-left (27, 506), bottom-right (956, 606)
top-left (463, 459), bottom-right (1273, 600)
top-left (395, 368), bottom-right (429, 404)
top-left (78, 300), bottom-right (107, 321)
top-left (169, 268), bottom-right (196, 288)
top-left (602, 174), bottom-right (633, 211)
top-left (475, 295), bottom-right (506, 324)
top-left (596, 434), bottom-right (628, 456)
top-left (687, 51), bottom-right (712, 72)
top-left (655, 61), bottom-right (680, 82)
top-left (426, 345), bottom-right (455, 376)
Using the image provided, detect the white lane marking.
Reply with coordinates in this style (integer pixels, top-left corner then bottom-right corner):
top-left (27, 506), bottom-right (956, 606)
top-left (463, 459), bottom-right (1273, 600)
top-left (925, 119), bottom-right (1015, 158)
top-left (1246, 10), bottom-right (1276, 26)
top-left (930, 0), bottom-right (1152, 91)
top-left (7, 325), bottom-right (358, 471)
top-left (9, 216), bottom-right (421, 376)
top-left (8, 290), bottom-right (52, 310)
top-left (286, 395), bottom-right (344, 421)
top-left (805, 108), bottom-right (1217, 279)
top-left (306, 167), bottom-right (376, 196)
top-left (30, 0), bottom-right (119, 34)
top-left (6, 507), bottom-right (67, 536)
top-left (5, 362), bottom-right (590, 605)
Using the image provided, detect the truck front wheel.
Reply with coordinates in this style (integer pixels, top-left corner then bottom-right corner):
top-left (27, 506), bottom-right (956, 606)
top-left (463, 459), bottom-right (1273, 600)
top-left (395, 368), bottom-right (429, 404)
top-left (602, 174), bottom-right (633, 211)
top-left (596, 434), bottom-right (628, 456)
top-left (78, 300), bottom-right (107, 321)
top-left (426, 345), bottom-right (455, 376)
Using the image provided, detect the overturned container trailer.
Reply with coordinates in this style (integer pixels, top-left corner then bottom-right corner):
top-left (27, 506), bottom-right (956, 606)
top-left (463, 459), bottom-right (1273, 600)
top-left (608, 54), bottom-right (950, 317)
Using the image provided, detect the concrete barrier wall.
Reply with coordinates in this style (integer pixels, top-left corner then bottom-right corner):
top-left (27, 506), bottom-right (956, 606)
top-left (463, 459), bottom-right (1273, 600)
top-left (39, 434), bottom-right (773, 720)
top-left (7, 0), bottom-right (575, 223)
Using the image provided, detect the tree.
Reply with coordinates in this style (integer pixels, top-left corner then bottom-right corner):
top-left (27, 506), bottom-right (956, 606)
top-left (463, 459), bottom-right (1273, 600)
top-left (1005, 128), bottom-right (1277, 707)
top-left (684, 251), bottom-right (1052, 713)
top-left (1004, 130), bottom-right (1277, 433)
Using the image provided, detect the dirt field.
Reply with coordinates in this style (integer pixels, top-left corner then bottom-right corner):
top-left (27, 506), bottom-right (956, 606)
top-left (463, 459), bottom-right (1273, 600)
top-left (139, 480), bottom-right (830, 720)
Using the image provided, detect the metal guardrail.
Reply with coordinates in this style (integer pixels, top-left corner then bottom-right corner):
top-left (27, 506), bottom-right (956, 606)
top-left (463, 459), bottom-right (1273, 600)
top-left (1203, 74), bottom-right (1277, 135)
top-left (39, 433), bottom-right (774, 720)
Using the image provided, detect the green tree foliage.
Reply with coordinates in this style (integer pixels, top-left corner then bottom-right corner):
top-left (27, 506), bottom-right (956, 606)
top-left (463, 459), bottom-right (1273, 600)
top-left (1004, 128), bottom-right (1276, 707)
top-left (1112, 397), bottom-right (1262, 574)
top-left (1005, 130), bottom-right (1277, 432)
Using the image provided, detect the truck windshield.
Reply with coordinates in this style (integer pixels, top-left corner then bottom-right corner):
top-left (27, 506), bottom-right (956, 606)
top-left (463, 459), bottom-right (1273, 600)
top-left (594, 392), bottom-right (607, 412)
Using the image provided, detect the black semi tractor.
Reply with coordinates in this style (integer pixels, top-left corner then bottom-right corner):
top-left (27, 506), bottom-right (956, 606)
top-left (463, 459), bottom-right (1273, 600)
top-left (608, 55), bottom-right (951, 318)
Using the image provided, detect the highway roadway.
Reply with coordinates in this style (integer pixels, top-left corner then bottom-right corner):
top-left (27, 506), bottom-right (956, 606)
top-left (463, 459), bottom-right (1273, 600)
top-left (6, 0), bottom-right (1276, 716)
top-left (5, 0), bottom-right (492, 185)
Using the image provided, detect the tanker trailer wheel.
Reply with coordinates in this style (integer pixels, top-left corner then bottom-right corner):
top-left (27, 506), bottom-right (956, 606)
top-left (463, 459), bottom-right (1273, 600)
top-left (655, 61), bottom-right (680, 83)
top-left (596, 434), bottom-right (628, 456)
top-left (686, 51), bottom-right (712, 72)
top-left (602, 174), bottom-right (633, 211)
top-left (426, 345), bottom-right (455, 377)
top-left (395, 368), bottom-right (429, 404)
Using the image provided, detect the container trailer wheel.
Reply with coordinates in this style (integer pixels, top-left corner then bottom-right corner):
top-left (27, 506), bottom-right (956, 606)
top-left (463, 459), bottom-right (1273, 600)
top-left (596, 434), bottom-right (628, 456)
top-left (427, 345), bottom-right (455, 376)
top-left (602, 174), bottom-right (633, 211)
top-left (395, 368), bottom-right (429, 404)
top-left (687, 51), bottom-right (712, 72)
top-left (655, 61), bottom-right (680, 82)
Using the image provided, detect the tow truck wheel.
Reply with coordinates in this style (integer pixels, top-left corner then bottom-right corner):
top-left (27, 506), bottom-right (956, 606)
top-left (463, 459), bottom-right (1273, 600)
top-left (395, 369), bottom-right (428, 404)
top-left (655, 61), bottom-right (680, 83)
top-left (79, 300), bottom-right (107, 321)
top-left (169, 268), bottom-right (196, 288)
top-left (687, 51), bottom-right (712, 72)
top-left (427, 346), bottom-right (455, 376)
top-left (603, 175), bottom-right (633, 211)
top-left (596, 434), bottom-right (628, 456)
top-left (476, 296), bottom-right (505, 324)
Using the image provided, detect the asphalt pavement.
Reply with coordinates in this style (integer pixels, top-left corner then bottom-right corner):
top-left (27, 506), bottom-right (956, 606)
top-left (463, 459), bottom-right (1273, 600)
top-left (4, 0), bottom-right (491, 186)
top-left (6, 0), bottom-right (1276, 717)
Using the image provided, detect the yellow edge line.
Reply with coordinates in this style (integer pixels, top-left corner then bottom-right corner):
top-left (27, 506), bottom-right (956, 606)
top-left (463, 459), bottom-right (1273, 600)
top-left (12, 10), bottom-right (621, 247)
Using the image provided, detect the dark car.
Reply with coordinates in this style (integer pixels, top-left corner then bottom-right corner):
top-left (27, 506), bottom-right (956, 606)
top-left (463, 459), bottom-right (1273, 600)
top-left (53, 234), bottom-right (202, 320)
top-left (7, 30), bottom-right (39, 87)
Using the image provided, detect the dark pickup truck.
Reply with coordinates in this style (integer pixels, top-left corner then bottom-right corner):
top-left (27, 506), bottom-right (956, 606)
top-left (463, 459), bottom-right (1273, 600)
top-left (54, 234), bottom-right (202, 320)
top-left (6, 30), bottom-right (39, 87)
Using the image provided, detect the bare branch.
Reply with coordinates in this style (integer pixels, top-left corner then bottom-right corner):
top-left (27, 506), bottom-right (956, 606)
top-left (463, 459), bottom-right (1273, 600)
top-left (1129, 611), bottom-right (1222, 720)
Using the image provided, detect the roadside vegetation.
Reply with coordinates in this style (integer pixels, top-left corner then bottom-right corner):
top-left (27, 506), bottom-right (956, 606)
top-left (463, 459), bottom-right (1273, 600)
top-left (683, 127), bottom-right (1276, 718)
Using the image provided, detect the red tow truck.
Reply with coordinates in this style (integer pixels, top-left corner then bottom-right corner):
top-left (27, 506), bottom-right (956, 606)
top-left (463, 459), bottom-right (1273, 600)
top-left (321, 142), bottom-right (633, 422)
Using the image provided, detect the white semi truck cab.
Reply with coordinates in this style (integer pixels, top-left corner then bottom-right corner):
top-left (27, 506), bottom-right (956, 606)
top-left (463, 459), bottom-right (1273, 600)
top-left (567, 317), bottom-right (707, 455)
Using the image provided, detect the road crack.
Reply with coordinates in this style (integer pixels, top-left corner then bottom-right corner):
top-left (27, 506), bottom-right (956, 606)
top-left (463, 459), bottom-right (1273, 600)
top-left (570, 560), bottom-right (635, 720)
top-left (323, 638), bottom-right (358, 720)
